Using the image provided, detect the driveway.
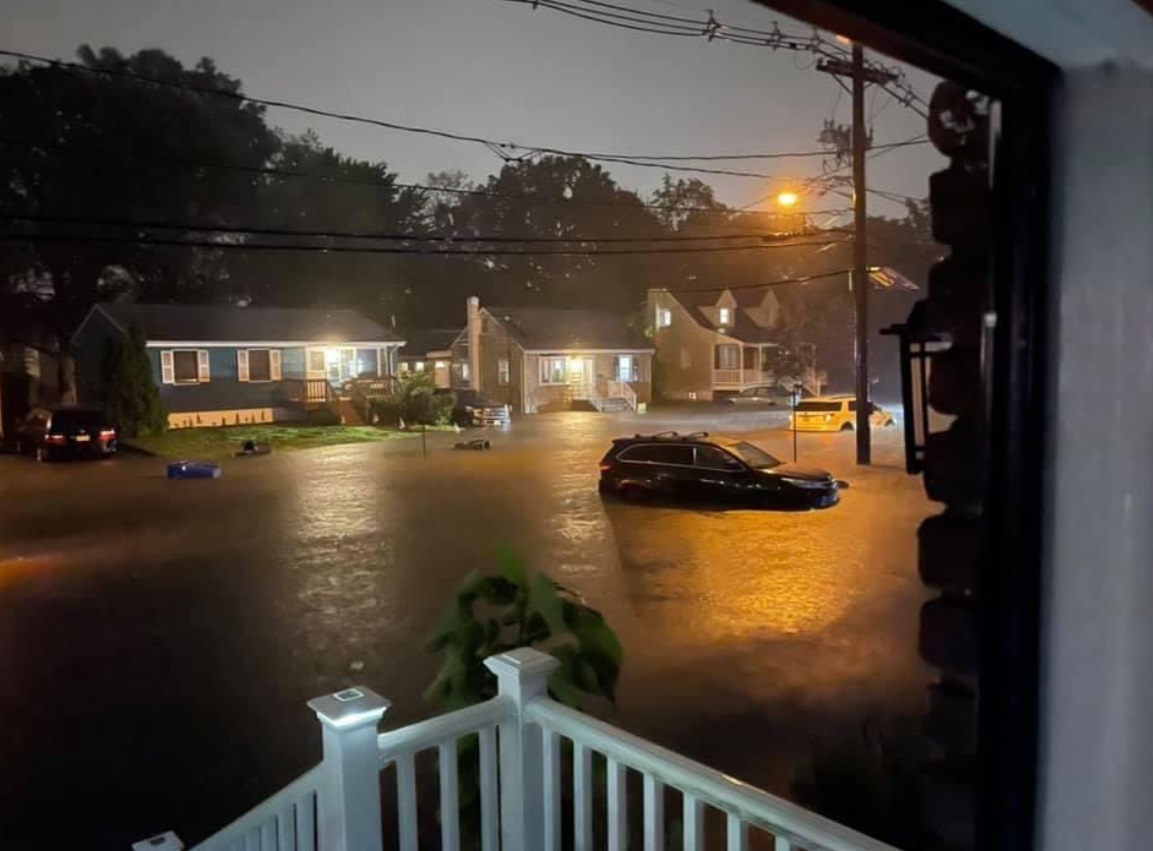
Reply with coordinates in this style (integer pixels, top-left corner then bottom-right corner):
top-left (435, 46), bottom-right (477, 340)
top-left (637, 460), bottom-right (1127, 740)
top-left (0, 407), bottom-right (932, 849)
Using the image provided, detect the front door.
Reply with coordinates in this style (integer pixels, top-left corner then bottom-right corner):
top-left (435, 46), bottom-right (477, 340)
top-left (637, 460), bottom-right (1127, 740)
top-left (567, 357), bottom-right (592, 398)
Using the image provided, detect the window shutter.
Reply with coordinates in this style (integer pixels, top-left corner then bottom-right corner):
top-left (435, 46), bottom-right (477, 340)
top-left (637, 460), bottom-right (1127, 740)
top-left (197, 350), bottom-right (210, 382)
top-left (270, 350), bottom-right (282, 381)
top-left (160, 350), bottom-right (175, 385)
top-left (237, 350), bottom-right (249, 382)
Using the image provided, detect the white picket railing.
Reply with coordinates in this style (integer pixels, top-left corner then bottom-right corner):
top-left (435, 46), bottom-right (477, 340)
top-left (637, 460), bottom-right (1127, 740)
top-left (140, 649), bottom-right (901, 851)
top-left (187, 764), bottom-right (322, 851)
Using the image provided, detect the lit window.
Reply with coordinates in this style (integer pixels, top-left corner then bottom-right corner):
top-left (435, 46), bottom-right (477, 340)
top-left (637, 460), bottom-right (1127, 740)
top-left (540, 357), bottom-right (567, 385)
top-left (498, 358), bottom-right (510, 386)
top-left (307, 350), bottom-right (326, 374)
top-left (414, 361), bottom-right (426, 373)
top-left (657, 307), bottom-right (672, 328)
top-left (718, 307), bottom-right (732, 325)
top-left (615, 355), bottom-right (638, 383)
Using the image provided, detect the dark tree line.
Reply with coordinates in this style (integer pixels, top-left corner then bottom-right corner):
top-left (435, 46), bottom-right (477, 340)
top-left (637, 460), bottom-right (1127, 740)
top-left (0, 45), bottom-right (939, 390)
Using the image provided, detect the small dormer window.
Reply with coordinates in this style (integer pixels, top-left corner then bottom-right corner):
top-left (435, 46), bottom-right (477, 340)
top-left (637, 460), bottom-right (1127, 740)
top-left (718, 307), bottom-right (732, 326)
top-left (656, 307), bottom-right (672, 329)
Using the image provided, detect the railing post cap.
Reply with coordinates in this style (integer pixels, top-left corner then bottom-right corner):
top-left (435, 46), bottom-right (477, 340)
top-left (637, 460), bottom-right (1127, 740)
top-left (484, 647), bottom-right (560, 679)
top-left (307, 685), bottom-right (390, 730)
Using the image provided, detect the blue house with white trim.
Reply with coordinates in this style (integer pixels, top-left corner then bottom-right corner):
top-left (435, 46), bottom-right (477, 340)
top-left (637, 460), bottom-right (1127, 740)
top-left (71, 303), bottom-right (404, 428)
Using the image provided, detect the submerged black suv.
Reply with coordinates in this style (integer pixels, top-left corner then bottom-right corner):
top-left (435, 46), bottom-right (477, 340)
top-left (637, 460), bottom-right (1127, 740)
top-left (598, 431), bottom-right (839, 509)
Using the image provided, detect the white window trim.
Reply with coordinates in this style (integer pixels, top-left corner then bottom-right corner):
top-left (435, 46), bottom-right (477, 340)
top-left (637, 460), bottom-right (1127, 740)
top-left (718, 307), bottom-right (732, 326)
top-left (656, 306), bottom-right (672, 329)
top-left (498, 357), bottom-right (511, 386)
top-left (305, 348), bottom-right (327, 378)
top-left (238, 348), bottom-right (281, 383)
top-left (539, 356), bottom-right (568, 385)
top-left (162, 349), bottom-right (209, 385)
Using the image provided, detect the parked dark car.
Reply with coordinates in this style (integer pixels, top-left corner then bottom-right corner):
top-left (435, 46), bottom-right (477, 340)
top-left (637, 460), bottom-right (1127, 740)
top-left (435, 389), bottom-right (511, 428)
top-left (598, 431), bottom-right (839, 509)
top-left (13, 406), bottom-right (119, 461)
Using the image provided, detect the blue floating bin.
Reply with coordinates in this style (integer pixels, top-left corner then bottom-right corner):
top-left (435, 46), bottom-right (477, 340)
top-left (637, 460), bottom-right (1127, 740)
top-left (167, 460), bottom-right (222, 480)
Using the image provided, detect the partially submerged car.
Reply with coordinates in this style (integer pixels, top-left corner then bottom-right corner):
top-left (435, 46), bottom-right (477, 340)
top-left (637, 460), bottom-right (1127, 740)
top-left (598, 431), bottom-right (839, 509)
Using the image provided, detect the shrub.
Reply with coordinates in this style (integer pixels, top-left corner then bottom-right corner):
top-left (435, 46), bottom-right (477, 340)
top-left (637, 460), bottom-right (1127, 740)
top-left (102, 323), bottom-right (167, 437)
top-left (378, 372), bottom-right (455, 426)
top-left (305, 406), bottom-right (341, 426)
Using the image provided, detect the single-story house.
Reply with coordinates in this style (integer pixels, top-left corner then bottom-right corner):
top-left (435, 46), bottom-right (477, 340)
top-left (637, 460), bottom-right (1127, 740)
top-left (648, 286), bottom-right (791, 401)
top-left (448, 296), bottom-right (653, 414)
top-left (397, 329), bottom-right (460, 389)
top-left (71, 302), bottom-right (404, 429)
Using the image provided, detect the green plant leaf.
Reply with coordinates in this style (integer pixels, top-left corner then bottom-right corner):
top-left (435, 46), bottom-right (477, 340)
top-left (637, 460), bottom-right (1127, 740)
top-left (547, 652), bottom-right (585, 707)
top-left (528, 571), bottom-right (568, 638)
top-left (571, 613), bottom-right (623, 700)
top-left (494, 543), bottom-right (528, 588)
top-left (479, 576), bottom-right (518, 605)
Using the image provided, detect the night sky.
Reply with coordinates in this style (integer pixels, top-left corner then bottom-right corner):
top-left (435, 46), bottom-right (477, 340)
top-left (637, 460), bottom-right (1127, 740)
top-left (3, 0), bottom-right (945, 216)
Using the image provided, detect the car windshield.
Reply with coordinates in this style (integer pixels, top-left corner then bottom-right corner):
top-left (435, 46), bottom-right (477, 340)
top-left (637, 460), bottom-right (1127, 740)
top-left (795, 401), bottom-right (843, 412)
top-left (726, 441), bottom-right (782, 469)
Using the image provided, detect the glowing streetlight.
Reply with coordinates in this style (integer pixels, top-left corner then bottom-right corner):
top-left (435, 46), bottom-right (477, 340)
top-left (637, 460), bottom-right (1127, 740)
top-left (776, 191), bottom-right (799, 208)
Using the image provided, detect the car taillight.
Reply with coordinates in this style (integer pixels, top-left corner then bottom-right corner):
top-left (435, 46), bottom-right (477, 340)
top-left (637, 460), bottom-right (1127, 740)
top-left (599, 461), bottom-right (614, 472)
top-left (100, 429), bottom-right (116, 439)
top-left (47, 434), bottom-right (67, 445)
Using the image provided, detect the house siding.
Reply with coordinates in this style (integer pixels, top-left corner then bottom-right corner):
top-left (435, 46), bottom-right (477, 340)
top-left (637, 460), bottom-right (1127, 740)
top-left (72, 308), bottom-right (124, 409)
top-left (147, 347), bottom-right (290, 415)
top-left (649, 291), bottom-right (718, 400)
top-left (522, 351), bottom-right (652, 414)
top-left (476, 314), bottom-right (523, 410)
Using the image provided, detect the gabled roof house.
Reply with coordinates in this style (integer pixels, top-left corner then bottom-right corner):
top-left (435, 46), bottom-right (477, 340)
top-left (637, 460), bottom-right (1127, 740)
top-left (71, 303), bottom-right (404, 429)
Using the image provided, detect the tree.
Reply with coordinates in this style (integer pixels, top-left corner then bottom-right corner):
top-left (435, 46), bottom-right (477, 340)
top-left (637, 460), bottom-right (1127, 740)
top-left (230, 132), bottom-right (426, 326)
top-left (102, 324), bottom-right (166, 437)
top-left (0, 46), bottom-right (279, 332)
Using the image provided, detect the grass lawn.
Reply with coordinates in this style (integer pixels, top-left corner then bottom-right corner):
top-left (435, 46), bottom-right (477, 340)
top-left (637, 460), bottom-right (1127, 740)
top-left (129, 424), bottom-right (417, 459)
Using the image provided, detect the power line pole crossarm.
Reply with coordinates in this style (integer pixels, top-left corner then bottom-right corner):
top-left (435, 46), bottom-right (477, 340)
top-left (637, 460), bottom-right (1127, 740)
top-left (816, 45), bottom-right (896, 466)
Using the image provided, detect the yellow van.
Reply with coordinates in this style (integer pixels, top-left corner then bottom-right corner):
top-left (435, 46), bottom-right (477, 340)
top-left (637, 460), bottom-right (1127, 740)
top-left (789, 395), bottom-right (896, 432)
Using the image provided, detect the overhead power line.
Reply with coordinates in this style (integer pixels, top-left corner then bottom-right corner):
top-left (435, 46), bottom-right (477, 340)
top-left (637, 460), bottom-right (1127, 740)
top-left (0, 230), bottom-right (851, 257)
top-left (0, 210), bottom-right (849, 245)
top-left (672, 267), bottom-right (852, 293)
top-left (498, 0), bottom-right (927, 113)
top-left (0, 48), bottom-right (905, 181)
top-left (0, 137), bottom-right (855, 220)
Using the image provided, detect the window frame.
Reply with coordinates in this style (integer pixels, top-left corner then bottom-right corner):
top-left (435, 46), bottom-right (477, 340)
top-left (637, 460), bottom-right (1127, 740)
top-left (539, 356), bottom-right (567, 385)
top-left (163, 348), bottom-right (209, 385)
top-left (745, 4), bottom-right (1055, 848)
top-left (694, 444), bottom-right (744, 471)
top-left (656, 306), bottom-right (672, 328)
top-left (498, 357), bottom-right (511, 386)
top-left (617, 442), bottom-right (695, 468)
top-left (718, 306), bottom-right (732, 326)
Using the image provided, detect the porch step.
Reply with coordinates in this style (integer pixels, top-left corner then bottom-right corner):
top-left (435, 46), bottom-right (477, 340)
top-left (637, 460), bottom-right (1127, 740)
top-left (594, 397), bottom-right (632, 412)
top-left (338, 398), bottom-right (365, 426)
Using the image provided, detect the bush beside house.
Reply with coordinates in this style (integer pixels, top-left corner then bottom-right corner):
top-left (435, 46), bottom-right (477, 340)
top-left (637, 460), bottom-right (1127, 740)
top-left (371, 372), bottom-right (454, 426)
top-left (102, 324), bottom-right (167, 437)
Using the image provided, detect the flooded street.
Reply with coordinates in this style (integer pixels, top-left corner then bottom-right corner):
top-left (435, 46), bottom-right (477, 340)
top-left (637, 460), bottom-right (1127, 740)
top-left (0, 408), bottom-right (932, 849)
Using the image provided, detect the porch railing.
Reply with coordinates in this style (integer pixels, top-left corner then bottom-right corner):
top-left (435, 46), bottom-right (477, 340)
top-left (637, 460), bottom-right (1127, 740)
top-left (605, 380), bottom-right (638, 411)
top-left (143, 648), bottom-right (899, 851)
top-left (280, 378), bottom-right (334, 405)
top-left (712, 369), bottom-right (775, 389)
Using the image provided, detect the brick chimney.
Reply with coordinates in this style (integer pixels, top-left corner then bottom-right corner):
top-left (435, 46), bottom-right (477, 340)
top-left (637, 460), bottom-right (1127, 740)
top-left (467, 296), bottom-right (481, 390)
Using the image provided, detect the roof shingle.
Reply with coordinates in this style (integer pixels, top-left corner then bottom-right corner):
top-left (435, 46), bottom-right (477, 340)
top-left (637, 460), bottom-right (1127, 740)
top-left (97, 303), bottom-right (400, 344)
top-left (485, 306), bottom-right (650, 351)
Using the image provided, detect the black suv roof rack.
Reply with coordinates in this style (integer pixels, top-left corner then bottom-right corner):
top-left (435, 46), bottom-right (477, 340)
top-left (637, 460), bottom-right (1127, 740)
top-left (624, 430), bottom-right (711, 441)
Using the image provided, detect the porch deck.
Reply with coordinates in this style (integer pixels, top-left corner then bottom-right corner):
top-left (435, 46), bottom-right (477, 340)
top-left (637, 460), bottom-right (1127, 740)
top-left (149, 648), bottom-right (897, 851)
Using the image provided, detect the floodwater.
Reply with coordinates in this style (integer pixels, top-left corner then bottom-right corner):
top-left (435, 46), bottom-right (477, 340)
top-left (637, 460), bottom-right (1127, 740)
top-left (0, 408), bottom-right (932, 850)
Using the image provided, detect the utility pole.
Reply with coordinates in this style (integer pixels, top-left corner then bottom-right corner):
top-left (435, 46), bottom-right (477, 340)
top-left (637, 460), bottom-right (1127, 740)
top-left (816, 44), bottom-right (896, 466)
